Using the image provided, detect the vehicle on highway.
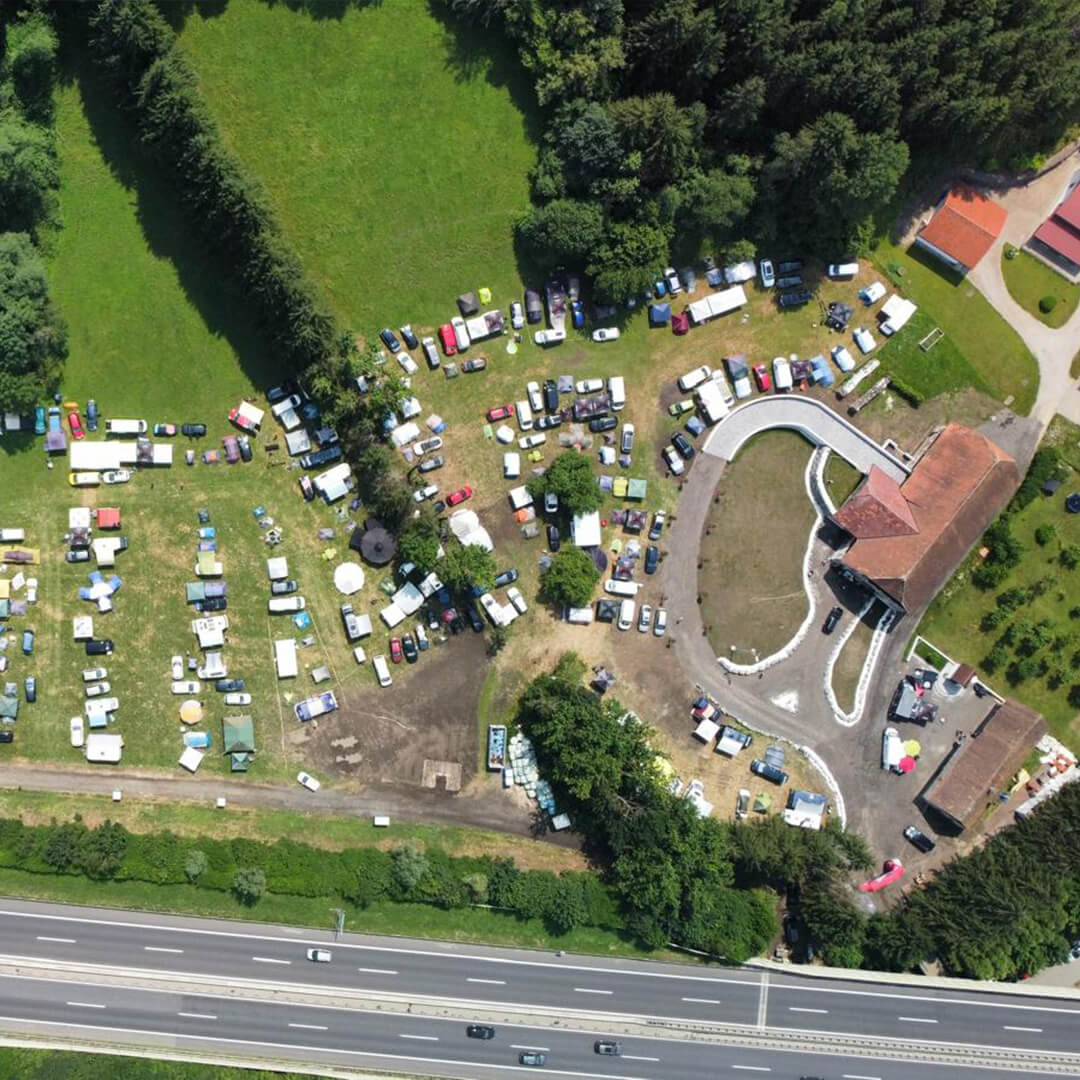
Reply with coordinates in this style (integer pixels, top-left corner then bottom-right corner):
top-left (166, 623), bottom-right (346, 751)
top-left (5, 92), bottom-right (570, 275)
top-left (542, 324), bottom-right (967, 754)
top-left (466, 1025), bottom-right (496, 1039)
top-left (297, 771), bottom-right (321, 792)
top-left (903, 825), bottom-right (936, 853)
top-left (306, 948), bottom-right (332, 962)
top-left (595, 1041), bottom-right (622, 1056)
top-left (69, 716), bottom-right (85, 748)
top-left (823, 606), bottom-right (843, 634)
top-left (519, 1052), bottom-right (547, 1067)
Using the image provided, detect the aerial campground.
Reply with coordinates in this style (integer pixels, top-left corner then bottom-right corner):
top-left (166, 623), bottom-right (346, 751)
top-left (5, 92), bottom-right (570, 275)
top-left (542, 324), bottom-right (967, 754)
top-left (2, 1), bottom-right (1080, 1079)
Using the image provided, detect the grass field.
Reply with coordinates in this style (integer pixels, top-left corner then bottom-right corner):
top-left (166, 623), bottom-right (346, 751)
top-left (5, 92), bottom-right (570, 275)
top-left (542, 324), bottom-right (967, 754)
top-left (831, 615), bottom-right (875, 714)
top-left (823, 453), bottom-right (861, 508)
top-left (0, 1050), bottom-right (314, 1080)
top-left (1001, 249), bottom-right (1080, 328)
top-left (700, 431), bottom-right (816, 659)
top-left (872, 238), bottom-right (1039, 413)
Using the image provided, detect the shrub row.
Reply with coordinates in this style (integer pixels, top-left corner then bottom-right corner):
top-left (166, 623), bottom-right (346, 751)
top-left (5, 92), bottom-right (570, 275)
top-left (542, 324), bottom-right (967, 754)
top-left (887, 377), bottom-right (923, 408)
top-left (1008, 446), bottom-right (1062, 514)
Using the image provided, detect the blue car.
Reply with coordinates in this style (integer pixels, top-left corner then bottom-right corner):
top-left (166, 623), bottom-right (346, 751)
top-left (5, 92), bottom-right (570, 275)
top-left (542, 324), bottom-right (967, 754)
top-left (47, 406), bottom-right (61, 434)
top-left (86, 399), bottom-right (99, 432)
top-left (34, 407), bottom-right (45, 436)
top-left (379, 328), bottom-right (402, 354)
top-left (24, 676), bottom-right (36, 704)
top-left (21, 629), bottom-right (34, 655)
top-left (570, 300), bottom-right (585, 330)
top-left (653, 280), bottom-right (667, 298)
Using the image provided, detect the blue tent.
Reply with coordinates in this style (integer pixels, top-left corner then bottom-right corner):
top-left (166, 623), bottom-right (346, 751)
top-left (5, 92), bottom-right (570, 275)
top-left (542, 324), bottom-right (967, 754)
top-left (810, 354), bottom-right (835, 388)
top-left (649, 302), bottom-right (671, 326)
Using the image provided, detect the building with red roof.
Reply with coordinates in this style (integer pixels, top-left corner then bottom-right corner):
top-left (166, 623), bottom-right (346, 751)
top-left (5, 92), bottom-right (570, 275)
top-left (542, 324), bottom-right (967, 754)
top-left (914, 188), bottom-right (1008, 275)
top-left (1030, 182), bottom-right (1080, 277)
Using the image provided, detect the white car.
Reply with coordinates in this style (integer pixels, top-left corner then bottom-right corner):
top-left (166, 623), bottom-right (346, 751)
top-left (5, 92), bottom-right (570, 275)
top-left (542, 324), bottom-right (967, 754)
top-left (664, 267), bottom-right (682, 295)
top-left (421, 336), bottom-right (439, 368)
top-left (527, 381), bottom-right (543, 412)
top-left (831, 345), bottom-right (856, 373)
top-left (592, 327), bottom-right (620, 343)
top-left (576, 377), bottom-right (604, 394)
top-left (853, 326), bottom-right (877, 353)
top-left (677, 365), bottom-right (712, 392)
top-left (688, 778), bottom-right (705, 800)
top-left (170, 655), bottom-right (184, 680)
top-left (772, 356), bottom-right (793, 391)
top-left (534, 328), bottom-right (566, 346)
top-left (101, 469), bottom-right (133, 485)
top-left (663, 445), bottom-right (685, 476)
top-left (353, 645), bottom-right (367, 665)
top-left (451, 316), bottom-right (470, 352)
top-left (638, 603), bottom-right (653, 632)
top-left (759, 259), bottom-right (775, 288)
top-left (507, 586), bottom-right (528, 615)
top-left (224, 692), bottom-right (251, 706)
top-left (85, 681), bottom-right (111, 698)
top-left (271, 394), bottom-right (302, 418)
top-left (372, 654), bottom-right (392, 687)
top-left (510, 300), bottom-right (524, 330)
top-left (82, 667), bottom-right (107, 682)
top-left (413, 436), bottom-right (443, 456)
top-left (519, 433), bottom-right (546, 450)
top-left (171, 680), bottom-right (201, 695)
top-left (69, 716), bottom-right (85, 748)
top-left (397, 352), bottom-right (418, 375)
top-left (268, 596), bottom-right (306, 613)
top-left (617, 598), bottom-right (636, 631)
top-left (653, 608), bottom-right (668, 636)
top-left (307, 948), bottom-right (332, 963)
top-left (413, 483), bottom-right (439, 503)
top-left (297, 771), bottom-right (321, 792)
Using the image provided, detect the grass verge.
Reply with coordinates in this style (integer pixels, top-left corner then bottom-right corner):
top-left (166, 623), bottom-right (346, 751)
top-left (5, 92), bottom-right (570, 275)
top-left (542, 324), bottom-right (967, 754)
top-left (823, 453), bottom-right (862, 507)
top-left (1001, 249), bottom-right (1080, 328)
top-left (830, 616), bottom-right (875, 714)
top-left (0, 1049), bottom-right (312, 1080)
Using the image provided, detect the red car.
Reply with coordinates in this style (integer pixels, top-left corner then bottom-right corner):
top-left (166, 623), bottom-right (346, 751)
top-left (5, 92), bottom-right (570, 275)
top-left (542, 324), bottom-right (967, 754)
top-left (447, 485), bottom-right (473, 507)
top-left (752, 364), bottom-right (772, 392)
top-left (486, 404), bottom-right (515, 422)
top-left (390, 637), bottom-right (403, 664)
top-left (68, 410), bottom-right (85, 440)
top-left (671, 311), bottom-right (690, 336)
top-left (438, 324), bottom-right (457, 356)
top-left (227, 406), bottom-right (257, 432)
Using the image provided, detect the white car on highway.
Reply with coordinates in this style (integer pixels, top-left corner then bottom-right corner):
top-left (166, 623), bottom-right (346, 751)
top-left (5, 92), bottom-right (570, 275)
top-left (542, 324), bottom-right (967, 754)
top-left (307, 948), bottom-right (332, 963)
top-left (297, 771), bottom-right (321, 792)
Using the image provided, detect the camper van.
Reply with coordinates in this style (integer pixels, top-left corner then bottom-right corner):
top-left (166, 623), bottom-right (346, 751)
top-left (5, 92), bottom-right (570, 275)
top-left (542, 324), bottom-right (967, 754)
top-left (604, 579), bottom-right (641, 597)
top-left (105, 419), bottom-right (147, 437)
top-left (607, 375), bottom-right (626, 410)
top-left (268, 596), bottom-right (306, 613)
top-left (515, 400), bottom-right (533, 431)
top-left (881, 727), bottom-right (903, 772)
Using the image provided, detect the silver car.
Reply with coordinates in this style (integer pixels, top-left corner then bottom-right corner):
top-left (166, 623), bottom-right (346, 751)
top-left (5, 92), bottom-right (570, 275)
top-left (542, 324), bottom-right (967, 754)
top-left (638, 603), bottom-right (652, 632)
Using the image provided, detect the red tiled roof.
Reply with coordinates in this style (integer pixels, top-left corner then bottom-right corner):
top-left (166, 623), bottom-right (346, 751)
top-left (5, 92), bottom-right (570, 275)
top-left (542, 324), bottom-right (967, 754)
top-left (917, 188), bottom-right (1008, 269)
top-left (834, 466), bottom-right (918, 539)
top-left (1053, 184), bottom-right (1080, 232)
top-left (1034, 217), bottom-right (1080, 267)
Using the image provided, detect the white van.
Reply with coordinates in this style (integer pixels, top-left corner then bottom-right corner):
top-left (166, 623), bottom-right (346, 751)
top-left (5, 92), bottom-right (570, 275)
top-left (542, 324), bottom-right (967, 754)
top-left (564, 606), bottom-right (595, 624)
top-left (604, 579), bottom-right (641, 597)
top-left (268, 596), bottom-right (306, 613)
top-left (827, 262), bottom-right (860, 279)
top-left (881, 727), bottom-right (903, 772)
top-left (515, 399), bottom-right (533, 431)
top-left (372, 654), bottom-right (392, 687)
top-left (607, 376), bottom-right (626, 410)
top-left (0, 528), bottom-right (25, 542)
top-left (105, 419), bottom-right (147, 436)
top-left (678, 365), bottom-right (712, 392)
top-left (617, 598), bottom-right (636, 631)
top-left (451, 316), bottom-right (470, 352)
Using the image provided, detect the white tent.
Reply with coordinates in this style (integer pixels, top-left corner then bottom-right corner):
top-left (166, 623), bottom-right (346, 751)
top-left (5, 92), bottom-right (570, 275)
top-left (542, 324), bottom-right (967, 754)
top-left (286, 429), bottom-right (312, 456)
top-left (72, 615), bottom-right (93, 641)
top-left (267, 557), bottom-right (289, 580)
top-left (178, 746), bottom-right (204, 773)
top-left (449, 509), bottom-right (493, 552)
top-left (390, 421), bottom-right (421, 448)
top-left (508, 485), bottom-right (532, 510)
top-left (879, 295), bottom-right (917, 335)
top-left (571, 511), bottom-right (602, 547)
top-left (68, 507), bottom-right (92, 529)
top-left (85, 733), bottom-right (123, 763)
top-left (236, 401), bottom-right (265, 428)
top-left (70, 442), bottom-right (124, 471)
top-left (392, 581), bottom-right (424, 615)
top-left (380, 602), bottom-right (406, 628)
top-left (274, 637), bottom-right (298, 679)
top-left (333, 562), bottom-right (365, 595)
top-left (693, 718), bottom-right (720, 744)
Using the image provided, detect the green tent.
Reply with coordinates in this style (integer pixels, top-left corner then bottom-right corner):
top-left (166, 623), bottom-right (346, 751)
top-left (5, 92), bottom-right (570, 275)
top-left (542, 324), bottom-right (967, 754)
top-left (627, 478), bottom-right (647, 500)
top-left (753, 792), bottom-right (772, 813)
top-left (0, 696), bottom-right (17, 721)
top-left (222, 714), bottom-right (255, 771)
top-left (185, 582), bottom-right (207, 603)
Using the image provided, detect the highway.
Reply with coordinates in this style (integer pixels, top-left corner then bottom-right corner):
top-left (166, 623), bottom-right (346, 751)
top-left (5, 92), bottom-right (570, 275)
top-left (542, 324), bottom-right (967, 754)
top-left (0, 899), bottom-right (1077, 1078)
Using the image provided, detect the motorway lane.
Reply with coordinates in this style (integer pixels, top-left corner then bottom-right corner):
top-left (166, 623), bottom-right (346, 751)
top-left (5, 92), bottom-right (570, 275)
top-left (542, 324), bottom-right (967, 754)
top-left (2, 900), bottom-right (1080, 1056)
top-left (0, 973), bottom-right (1073, 1080)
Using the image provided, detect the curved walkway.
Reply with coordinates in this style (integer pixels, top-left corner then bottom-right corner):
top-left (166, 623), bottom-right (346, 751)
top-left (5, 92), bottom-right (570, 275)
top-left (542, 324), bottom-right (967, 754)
top-left (701, 396), bottom-right (909, 482)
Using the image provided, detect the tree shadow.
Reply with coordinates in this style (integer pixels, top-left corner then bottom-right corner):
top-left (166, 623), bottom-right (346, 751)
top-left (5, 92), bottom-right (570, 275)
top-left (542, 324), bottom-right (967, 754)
top-left (60, 44), bottom-right (287, 392)
top-left (260, 0), bottom-right (384, 19)
top-left (150, 0), bottom-right (230, 32)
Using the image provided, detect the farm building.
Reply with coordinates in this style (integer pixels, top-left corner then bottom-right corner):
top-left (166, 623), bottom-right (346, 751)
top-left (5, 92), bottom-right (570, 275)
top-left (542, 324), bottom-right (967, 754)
top-left (914, 188), bottom-right (1007, 275)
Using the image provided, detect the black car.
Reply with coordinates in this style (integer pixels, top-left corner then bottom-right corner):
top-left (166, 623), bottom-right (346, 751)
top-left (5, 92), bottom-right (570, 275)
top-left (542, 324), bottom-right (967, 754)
top-left (547, 524), bottom-right (560, 552)
top-left (823, 606), bottom-right (843, 634)
top-left (86, 399), bottom-right (99, 431)
top-left (466, 1025), bottom-right (496, 1040)
top-left (215, 678), bottom-right (244, 692)
top-left (379, 328), bottom-right (401, 353)
top-left (238, 435), bottom-right (252, 462)
top-left (750, 758), bottom-right (789, 785)
top-left (85, 639), bottom-right (114, 656)
top-left (181, 423), bottom-right (207, 437)
top-left (645, 545), bottom-right (659, 574)
top-left (776, 274), bottom-right (803, 289)
top-left (536, 414), bottom-right (562, 431)
top-left (299, 445), bottom-right (343, 470)
top-left (778, 289), bottom-right (812, 308)
top-left (903, 825), bottom-right (936, 853)
top-left (195, 597), bottom-right (227, 613)
top-left (466, 603), bottom-right (484, 634)
top-left (0, 730), bottom-right (12, 744)
top-left (399, 324), bottom-right (419, 350)
top-left (524, 288), bottom-right (543, 324)
top-left (777, 259), bottom-right (803, 274)
top-left (672, 432), bottom-right (695, 459)
top-left (271, 579), bottom-right (299, 595)
top-left (494, 568), bottom-right (519, 588)
top-left (543, 379), bottom-right (558, 412)
top-left (267, 380), bottom-right (299, 404)
top-left (24, 676), bottom-right (36, 703)
top-left (402, 633), bottom-right (418, 663)
top-left (65, 549), bottom-right (90, 563)
top-left (589, 416), bottom-right (617, 433)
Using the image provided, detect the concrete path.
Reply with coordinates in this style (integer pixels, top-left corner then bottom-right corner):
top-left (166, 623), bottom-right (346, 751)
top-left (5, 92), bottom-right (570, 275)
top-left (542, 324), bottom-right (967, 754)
top-left (701, 396), bottom-right (908, 481)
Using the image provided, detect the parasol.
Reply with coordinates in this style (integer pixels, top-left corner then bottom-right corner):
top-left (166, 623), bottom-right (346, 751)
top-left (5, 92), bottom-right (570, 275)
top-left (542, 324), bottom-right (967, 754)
top-left (898, 756), bottom-right (916, 773)
top-left (333, 562), bottom-right (365, 595)
top-left (179, 700), bottom-right (203, 725)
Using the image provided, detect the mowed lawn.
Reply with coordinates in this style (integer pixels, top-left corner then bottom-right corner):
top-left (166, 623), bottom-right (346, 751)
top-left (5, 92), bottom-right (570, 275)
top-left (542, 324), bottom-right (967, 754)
top-left (1000, 248), bottom-right (1080, 328)
top-left (177, 0), bottom-right (537, 331)
top-left (872, 238), bottom-right (1038, 413)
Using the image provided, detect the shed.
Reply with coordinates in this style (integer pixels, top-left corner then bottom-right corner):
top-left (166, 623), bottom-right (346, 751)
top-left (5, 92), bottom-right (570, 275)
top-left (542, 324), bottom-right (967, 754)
top-left (571, 511), bottom-right (602, 548)
top-left (649, 302), bottom-right (671, 327)
top-left (457, 292), bottom-right (479, 316)
top-left (85, 733), bottom-right (123, 764)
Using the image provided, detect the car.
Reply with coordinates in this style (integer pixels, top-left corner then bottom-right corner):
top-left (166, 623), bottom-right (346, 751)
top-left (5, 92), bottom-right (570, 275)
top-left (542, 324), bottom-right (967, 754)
top-left (827, 261), bottom-right (859, 279)
top-left (171, 680), bottom-right (200, 695)
top-left (506, 586), bottom-right (527, 615)
top-left (1070, 940), bottom-right (1080, 963)
top-left (418, 456), bottom-right (444, 473)
top-left (238, 435), bottom-right (252, 462)
top-left (672, 432), bottom-right (695, 459)
top-left (669, 399), bottom-right (694, 417)
top-left (21, 630), bottom-right (34, 656)
top-left (620, 423), bottom-right (635, 454)
top-left (519, 432), bottom-right (546, 449)
top-left (379, 328), bottom-right (401, 353)
top-left (823, 606), bottom-right (843, 634)
top-left (451, 315), bottom-right (470, 351)
top-left (653, 607), bottom-right (667, 636)
top-left (447, 485), bottom-right (472, 506)
top-left (69, 716), bottom-right (85, 748)
top-left (617, 599), bottom-right (636, 631)
top-left (494, 568), bottom-right (519, 588)
top-left (536, 414), bottom-right (562, 431)
top-left (195, 597), bottom-right (227, 613)
top-left (758, 259), bottom-right (775, 288)
top-left (534, 328), bottom-right (566, 346)
top-left (421, 336), bottom-right (440, 369)
top-left (487, 404), bottom-right (515, 422)
top-left (85, 639), bottom-right (113, 656)
top-left (773, 355), bottom-right (792, 392)
top-left (413, 436), bottom-right (444, 456)
top-left (664, 266), bottom-right (682, 295)
top-left (685, 415), bottom-right (705, 438)
top-left (65, 549), bottom-right (90, 563)
top-left (519, 1053), bottom-right (547, 1067)
top-left (0, 731), bottom-right (12, 744)
top-left (101, 469), bottom-right (133, 485)
top-left (776, 274), bottom-right (803, 289)
top-left (903, 825), bottom-right (936, 853)
top-left (414, 483), bottom-right (439, 503)
top-left (677, 365), bottom-right (712, 392)
top-left (438, 323), bottom-right (457, 356)
top-left (653, 278), bottom-right (666, 298)
top-left (592, 327), bottom-right (620, 343)
top-left (399, 324), bottom-right (419, 349)
top-left (589, 416), bottom-right (617, 433)
top-left (542, 379), bottom-right (558, 413)
top-left (779, 288), bottom-right (812, 308)
top-left (595, 1041), bottom-right (622, 1056)
top-left (68, 411), bottom-right (85, 440)
top-left (153, 422), bottom-right (177, 437)
top-left (397, 352), bottom-right (418, 375)
top-left (24, 676), bottom-right (36, 703)
top-left (753, 364), bottom-right (772, 392)
top-left (181, 423), bottom-right (207, 437)
top-left (547, 524), bottom-right (560, 551)
top-left (751, 758), bottom-right (789, 785)
top-left (215, 678), bottom-right (244, 692)
top-left (297, 771), bottom-right (321, 792)
top-left (645, 545), bottom-right (659, 574)
top-left (524, 288), bottom-right (543, 324)
top-left (462, 357), bottom-right (487, 373)
top-left (402, 633), bottom-right (418, 664)
top-left (508, 300), bottom-right (525, 331)
top-left (831, 345), bottom-right (856, 372)
top-left (663, 445), bottom-right (685, 475)
top-left (648, 511), bottom-right (666, 541)
top-left (170, 655), bottom-right (184, 680)
top-left (543, 491), bottom-right (558, 514)
top-left (570, 299), bottom-right (585, 329)
top-left (576, 377), bottom-right (604, 394)
top-left (777, 259), bottom-right (803, 274)
top-left (299, 475), bottom-right (315, 501)
top-left (225, 692), bottom-right (252, 706)
top-left (390, 638), bottom-right (403, 664)
top-left (86, 399), bottom-right (99, 431)
top-left (467, 1025), bottom-right (496, 1040)
top-left (307, 948), bottom-right (332, 962)
top-left (83, 667), bottom-right (107, 682)
top-left (464, 603), bottom-right (484, 634)
top-left (638, 604), bottom-right (652, 632)
top-left (527, 381), bottom-right (543, 413)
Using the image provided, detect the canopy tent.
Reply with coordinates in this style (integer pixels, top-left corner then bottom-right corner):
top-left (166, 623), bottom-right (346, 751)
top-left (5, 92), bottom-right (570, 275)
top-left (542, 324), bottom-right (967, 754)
top-left (356, 525), bottom-right (397, 566)
top-left (223, 714), bottom-right (256, 772)
top-left (648, 302), bottom-right (671, 326)
top-left (333, 562), bottom-right (365, 595)
top-left (178, 746), bottom-right (204, 773)
top-left (457, 292), bottom-right (479, 316)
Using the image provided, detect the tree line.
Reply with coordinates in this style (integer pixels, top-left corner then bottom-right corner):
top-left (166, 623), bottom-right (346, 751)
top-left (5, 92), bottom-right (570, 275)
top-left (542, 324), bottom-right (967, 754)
top-left (447, 0), bottom-right (1080, 295)
top-left (0, 3), bottom-right (67, 414)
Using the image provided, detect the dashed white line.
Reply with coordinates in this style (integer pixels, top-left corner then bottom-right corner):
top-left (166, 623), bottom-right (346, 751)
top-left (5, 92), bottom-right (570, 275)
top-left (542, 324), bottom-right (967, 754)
top-left (251, 956), bottom-right (291, 965)
top-left (178, 1012), bottom-right (217, 1021)
top-left (466, 977), bottom-right (507, 985)
top-left (843, 1074), bottom-right (882, 1080)
top-left (36, 936), bottom-right (76, 944)
top-left (144, 946), bottom-right (183, 954)
top-left (573, 987), bottom-right (613, 995)
top-left (623, 1055), bottom-right (660, 1062)
top-left (511, 1045), bottom-right (550, 1052)
top-left (682, 996), bottom-right (721, 1004)
top-left (399, 1034), bottom-right (439, 1041)
top-left (66, 1001), bottom-right (105, 1009)
top-left (788, 1006), bottom-right (828, 1014)
top-left (288, 1023), bottom-right (328, 1031)
top-left (357, 967), bottom-right (398, 975)
top-left (731, 1067), bottom-right (771, 1073)
top-left (898, 1016), bottom-right (938, 1024)
top-left (1003, 1025), bottom-right (1043, 1032)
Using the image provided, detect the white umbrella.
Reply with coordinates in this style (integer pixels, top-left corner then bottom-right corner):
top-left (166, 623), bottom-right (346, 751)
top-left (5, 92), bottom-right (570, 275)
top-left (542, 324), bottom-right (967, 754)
top-left (333, 562), bottom-right (365, 595)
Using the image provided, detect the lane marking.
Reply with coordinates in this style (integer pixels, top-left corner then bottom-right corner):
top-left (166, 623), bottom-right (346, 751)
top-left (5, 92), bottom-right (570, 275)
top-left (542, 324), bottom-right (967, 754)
top-left (788, 1006), bottom-right (828, 1014)
top-left (399, 1033), bottom-right (439, 1041)
top-left (622, 1055), bottom-right (659, 1062)
top-left (731, 1067), bottom-right (771, 1073)
top-left (1004, 1025), bottom-right (1044, 1032)
top-left (178, 1012), bottom-right (217, 1020)
top-left (288, 1022), bottom-right (328, 1031)
top-left (467, 978), bottom-right (507, 986)
top-left (843, 1074), bottom-right (882, 1080)
top-left (756, 971), bottom-right (769, 1029)
top-left (36, 936), bottom-right (76, 944)
top-left (511, 1045), bottom-right (551, 1051)
top-left (66, 1001), bottom-right (105, 1009)
top-left (251, 957), bottom-right (291, 965)
top-left (897, 1016), bottom-right (938, 1024)
top-left (144, 946), bottom-right (183, 954)
top-left (357, 967), bottom-right (398, 975)
top-left (573, 988), bottom-right (613, 995)
top-left (682, 997), bottom-right (720, 1005)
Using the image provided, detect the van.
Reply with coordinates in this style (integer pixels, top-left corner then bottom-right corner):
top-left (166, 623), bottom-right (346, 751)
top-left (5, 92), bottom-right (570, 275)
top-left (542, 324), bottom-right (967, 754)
top-left (452, 316), bottom-right (470, 352)
top-left (608, 375), bottom-right (626, 410)
top-left (0, 529), bottom-right (25, 542)
top-left (372, 654), bottom-right (392, 687)
top-left (515, 400), bottom-right (533, 431)
top-left (678, 365), bottom-right (712, 392)
top-left (604, 579), bottom-right (640, 597)
top-left (105, 419), bottom-right (147, 437)
top-left (268, 596), bottom-right (306, 613)
top-left (617, 598), bottom-right (636, 631)
top-left (881, 726), bottom-right (903, 772)
top-left (564, 606), bottom-right (595, 624)
top-left (827, 262), bottom-right (859, 279)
